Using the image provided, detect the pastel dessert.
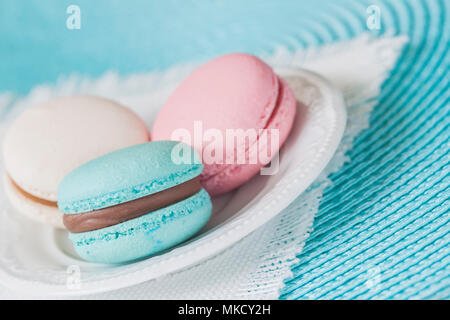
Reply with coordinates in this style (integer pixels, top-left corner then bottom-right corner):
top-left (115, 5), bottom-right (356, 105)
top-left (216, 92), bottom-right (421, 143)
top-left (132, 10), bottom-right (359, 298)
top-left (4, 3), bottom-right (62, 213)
top-left (152, 53), bottom-right (296, 196)
top-left (58, 141), bottom-right (212, 264)
top-left (2, 95), bottom-right (149, 228)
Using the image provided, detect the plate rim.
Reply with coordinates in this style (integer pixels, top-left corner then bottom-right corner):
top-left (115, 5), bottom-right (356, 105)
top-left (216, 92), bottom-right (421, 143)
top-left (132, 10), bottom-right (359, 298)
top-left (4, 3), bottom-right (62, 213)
top-left (0, 68), bottom-right (346, 297)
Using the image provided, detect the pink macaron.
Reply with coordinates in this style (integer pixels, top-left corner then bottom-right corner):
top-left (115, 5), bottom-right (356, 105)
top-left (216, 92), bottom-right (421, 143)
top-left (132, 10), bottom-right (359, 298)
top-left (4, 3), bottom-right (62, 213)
top-left (152, 53), bottom-right (296, 196)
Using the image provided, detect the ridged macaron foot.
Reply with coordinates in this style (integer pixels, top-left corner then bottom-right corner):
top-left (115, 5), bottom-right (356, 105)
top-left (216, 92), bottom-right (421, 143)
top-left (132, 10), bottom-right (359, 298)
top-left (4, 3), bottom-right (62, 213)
top-left (151, 53), bottom-right (296, 196)
top-left (58, 141), bottom-right (212, 264)
top-left (2, 95), bottom-right (149, 228)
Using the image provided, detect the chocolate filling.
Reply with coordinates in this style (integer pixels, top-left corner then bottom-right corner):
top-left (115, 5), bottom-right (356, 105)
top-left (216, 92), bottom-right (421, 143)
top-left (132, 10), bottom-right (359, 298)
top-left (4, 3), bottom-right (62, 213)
top-left (63, 177), bottom-right (201, 233)
top-left (8, 176), bottom-right (58, 207)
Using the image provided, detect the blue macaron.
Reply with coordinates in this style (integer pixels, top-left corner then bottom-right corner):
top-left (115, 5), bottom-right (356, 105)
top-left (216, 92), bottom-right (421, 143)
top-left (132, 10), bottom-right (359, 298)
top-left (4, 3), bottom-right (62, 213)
top-left (58, 141), bottom-right (212, 264)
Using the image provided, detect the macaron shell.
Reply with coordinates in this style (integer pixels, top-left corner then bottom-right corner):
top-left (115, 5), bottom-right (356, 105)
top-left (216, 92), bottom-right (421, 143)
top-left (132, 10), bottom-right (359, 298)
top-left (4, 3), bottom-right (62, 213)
top-left (2, 174), bottom-right (64, 228)
top-left (201, 78), bottom-right (297, 196)
top-left (3, 95), bottom-right (149, 202)
top-left (151, 53), bottom-right (279, 156)
top-left (69, 189), bottom-right (212, 264)
top-left (58, 141), bottom-right (203, 214)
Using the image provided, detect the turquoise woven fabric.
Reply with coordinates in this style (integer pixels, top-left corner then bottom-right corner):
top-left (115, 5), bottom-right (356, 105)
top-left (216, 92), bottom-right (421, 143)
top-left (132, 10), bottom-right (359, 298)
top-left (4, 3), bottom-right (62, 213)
top-left (0, 0), bottom-right (448, 299)
top-left (280, 0), bottom-right (450, 300)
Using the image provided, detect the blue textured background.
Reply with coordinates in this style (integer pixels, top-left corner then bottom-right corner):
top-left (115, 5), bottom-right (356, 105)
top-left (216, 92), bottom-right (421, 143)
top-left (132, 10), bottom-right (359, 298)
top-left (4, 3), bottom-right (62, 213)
top-left (0, 0), bottom-right (448, 299)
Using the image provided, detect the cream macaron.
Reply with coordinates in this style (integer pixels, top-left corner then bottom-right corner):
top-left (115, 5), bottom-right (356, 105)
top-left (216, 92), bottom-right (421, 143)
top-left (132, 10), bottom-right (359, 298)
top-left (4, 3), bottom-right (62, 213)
top-left (2, 95), bottom-right (150, 228)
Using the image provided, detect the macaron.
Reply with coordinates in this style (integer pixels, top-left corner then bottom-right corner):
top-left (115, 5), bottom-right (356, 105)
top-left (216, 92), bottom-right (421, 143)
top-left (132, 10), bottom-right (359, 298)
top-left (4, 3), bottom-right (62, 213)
top-left (58, 141), bottom-right (212, 264)
top-left (151, 53), bottom-right (296, 196)
top-left (2, 95), bottom-right (149, 228)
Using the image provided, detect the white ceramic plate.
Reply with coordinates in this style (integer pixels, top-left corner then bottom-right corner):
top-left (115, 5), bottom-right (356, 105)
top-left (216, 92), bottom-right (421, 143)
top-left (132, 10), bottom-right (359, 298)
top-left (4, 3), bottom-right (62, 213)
top-left (0, 68), bottom-right (346, 297)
